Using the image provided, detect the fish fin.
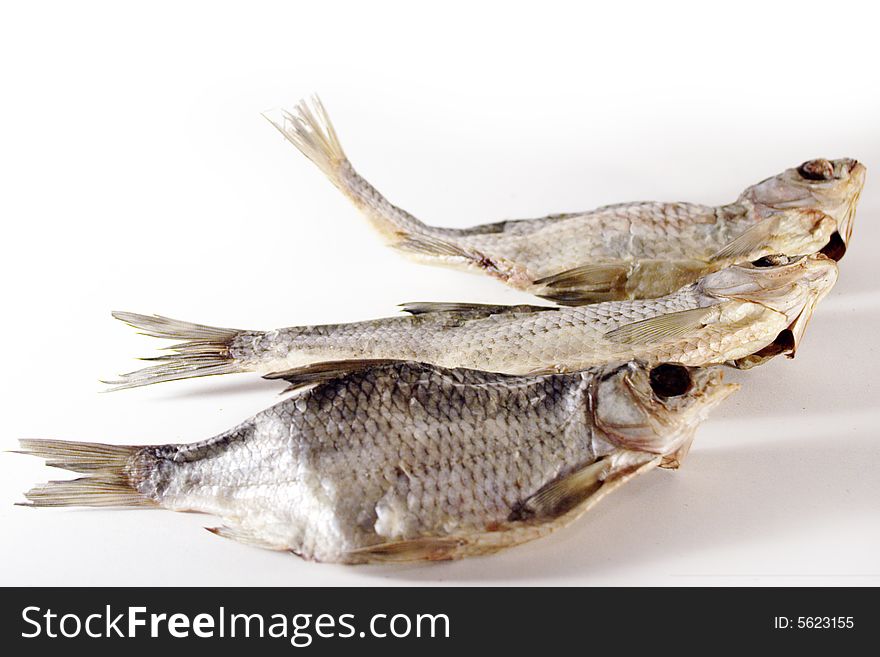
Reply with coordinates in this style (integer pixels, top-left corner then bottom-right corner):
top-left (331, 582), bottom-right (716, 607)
top-left (264, 359), bottom-right (406, 392)
top-left (534, 263), bottom-right (629, 291)
top-left (709, 220), bottom-right (777, 262)
top-left (537, 289), bottom-right (619, 305)
top-left (537, 260), bottom-right (711, 306)
top-left (104, 312), bottom-right (248, 390)
top-left (15, 438), bottom-right (140, 475)
top-left (399, 301), bottom-right (554, 316)
top-left (660, 435), bottom-right (695, 469)
top-left (263, 95), bottom-right (346, 181)
top-left (511, 459), bottom-right (610, 520)
top-left (15, 439), bottom-right (155, 508)
top-left (604, 306), bottom-right (714, 344)
top-left (396, 235), bottom-right (516, 280)
top-left (205, 526), bottom-right (289, 551)
top-left (785, 294), bottom-right (820, 356)
top-left (265, 96), bottom-right (535, 282)
top-left (267, 96), bottom-right (451, 254)
top-left (527, 453), bottom-right (662, 520)
top-left (551, 453), bottom-right (661, 516)
top-left (534, 264), bottom-right (628, 304)
top-left (346, 537), bottom-right (466, 563)
top-left (346, 453), bottom-right (661, 563)
top-left (110, 311), bottom-right (242, 342)
top-left (394, 233), bottom-right (489, 264)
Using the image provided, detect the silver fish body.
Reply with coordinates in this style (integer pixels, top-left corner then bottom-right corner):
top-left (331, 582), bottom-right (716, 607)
top-left (266, 97), bottom-right (864, 305)
top-left (108, 254), bottom-right (838, 390)
top-left (20, 360), bottom-right (736, 563)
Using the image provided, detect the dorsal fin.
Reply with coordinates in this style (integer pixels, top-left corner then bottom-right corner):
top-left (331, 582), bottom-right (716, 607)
top-left (399, 301), bottom-right (555, 316)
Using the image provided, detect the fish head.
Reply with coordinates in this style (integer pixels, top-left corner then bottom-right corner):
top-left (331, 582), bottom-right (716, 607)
top-left (700, 253), bottom-right (839, 353)
top-left (592, 362), bottom-right (738, 455)
top-left (738, 158), bottom-right (865, 259)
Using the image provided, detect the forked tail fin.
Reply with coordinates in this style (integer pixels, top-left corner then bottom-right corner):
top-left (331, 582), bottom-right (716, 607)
top-left (263, 95), bottom-right (348, 184)
top-left (15, 439), bottom-right (156, 508)
top-left (264, 95), bottom-right (435, 243)
top-left (105, 312), bottom-right (247, 391)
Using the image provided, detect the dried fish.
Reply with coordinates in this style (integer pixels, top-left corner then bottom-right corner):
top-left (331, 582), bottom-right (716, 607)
top-left (265, 97), bottom-right (864, 304)
top-left (20, 360), bottom-right (736, 563)
top-left (107, 254), bottom-right (837, 390)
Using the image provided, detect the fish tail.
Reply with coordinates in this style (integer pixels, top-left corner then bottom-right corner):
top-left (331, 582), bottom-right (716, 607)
top-left (264, 95), bottom-right (441, 247)
top-left (263, 95), bottom-right (348, 183)
top-left (15, 439), bottom-right (157, 508)
top-left (105, 311), bottom-right (248, 391)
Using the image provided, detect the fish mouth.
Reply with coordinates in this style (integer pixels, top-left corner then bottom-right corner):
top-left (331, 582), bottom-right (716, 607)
top-left (819, 231), bottom-right (847, 261)
top-left (818, 173), bottom-right (862, 261)
top-left (701, 255), bottom-right (838, 352)
top-left (698, 370), bottom-right (740, 411)
top-left (784, 279), bottom-right (830, 355)
top-left (776, 256), bottom-right (838, 353)
top-left (829, 160), bottom-right (864, 250)
top-left (679, 370), bottom-right (739, 429)
top-left (766, 159), bottom-right (865, 231)
top-left (836, 179), bottom-right (863, 252)
top-left (614, 366), bottom-right (739, 453)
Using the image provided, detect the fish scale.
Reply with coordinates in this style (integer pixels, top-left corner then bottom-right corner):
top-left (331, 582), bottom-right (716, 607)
top-left (458, 202), bottom-right (735, 265)
top-left (19, 360), bottom-right (735, 562)
top-left (262, 96), bottom-right (863, 305)
top-left (220, 262), bottom-right (821, 374)
top-left (105, 254), bottom-right (837, 391)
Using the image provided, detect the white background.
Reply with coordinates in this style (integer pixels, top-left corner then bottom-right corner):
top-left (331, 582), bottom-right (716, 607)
top-left (1, 0), bottom-right (877, 586)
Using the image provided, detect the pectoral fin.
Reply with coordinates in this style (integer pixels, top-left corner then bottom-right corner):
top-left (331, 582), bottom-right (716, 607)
top-left (509, 459), bottom-right (610, 520)
top-left (710, 219), bottom-right (777, 262)
top-left (345, 453), bottom-right (660, 563)
top-left (604, 306), bottom-right (714, 344)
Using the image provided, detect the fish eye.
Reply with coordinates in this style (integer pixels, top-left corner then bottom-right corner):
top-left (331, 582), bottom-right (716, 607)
top-left (751, 254), bottom-right (790, 267)
top-left (797, 159), bottom-right (834, 181)
top-left (649, 364), bottom-right (693, 398)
